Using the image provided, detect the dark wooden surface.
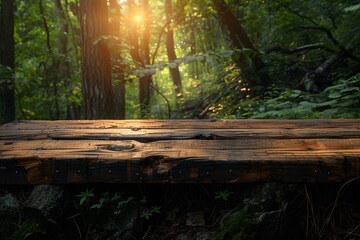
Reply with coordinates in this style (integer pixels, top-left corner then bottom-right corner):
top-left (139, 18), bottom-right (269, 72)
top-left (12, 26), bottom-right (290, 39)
top-left (0, 119), bottom-right (359, 184)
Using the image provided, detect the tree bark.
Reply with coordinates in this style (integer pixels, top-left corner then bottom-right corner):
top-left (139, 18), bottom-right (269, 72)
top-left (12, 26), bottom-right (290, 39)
top-left (0, 0), bottom-right (15, 124)
top-left (80, 0), bottom-right (116, 119)
top-left (213, 0), bottom-right (272, 92)
top-left (54, 0), bottom-right (81, 120)
top-left (39, 0), bottom-right (61, 119)
top-left (165, 0), bottom-right (183, 105)
top-left (109, 0), bottom-right (125, 119)
top-left (139, 0), bottom-right (152, 117)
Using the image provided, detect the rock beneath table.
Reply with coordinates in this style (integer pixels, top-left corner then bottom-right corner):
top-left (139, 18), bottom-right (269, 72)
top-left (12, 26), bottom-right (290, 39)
top-left (107, 204), bottom-right (140, 240)
top-left (175, 231), bottom-right (215, 240)
top-left (0, 193), bottom-right (19, 212)
top-left (186, 211), bottom-right (205, 226)
top-left (26, 185), bottom-right (68, 221)
top-left (195, 231), bottom-right (215, 240)
top-left (255, 204), bottom-right (287, 240)
top-left (21, 185), bottom-right (68, 240)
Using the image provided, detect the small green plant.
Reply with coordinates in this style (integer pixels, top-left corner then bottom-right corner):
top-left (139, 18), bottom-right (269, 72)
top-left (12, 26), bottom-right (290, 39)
top-left (141, 206), bottom-right (161, 220)
top-left (138, 196), bottom-right (161, 220)
top-left (76, 188), bottom-right (94, 205)
top-left (116, 196), bottom-right (134, 208)
top-left (76, 189), bottom-right (160, 220)
top-left (215, 190), bottom-right (234, 201)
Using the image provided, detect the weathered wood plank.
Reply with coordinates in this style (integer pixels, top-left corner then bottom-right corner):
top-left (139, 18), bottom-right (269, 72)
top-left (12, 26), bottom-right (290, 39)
top-left (0, 120), bottom-right (359, 184)
top-left (0, 138), bottom-right (359, 184)
top-left (1, 119), bottom-right (359, 130)
top-left (2, 128), bottom-right (360, 141)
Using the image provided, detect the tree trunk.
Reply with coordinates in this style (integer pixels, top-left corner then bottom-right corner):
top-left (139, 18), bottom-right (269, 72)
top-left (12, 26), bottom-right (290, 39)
top-left (80, 0), bottom-right (115, 119)
top-left (139, 0), bottom-right (152, 117)
top-left (54, 0), bottom-right (81, 120)
top-left (109, 0), bottom-right (125, 119)
top-left (165, 0), bottom-right (183, 106)
top-left (0, 0), bottom-right (15, 124)
top-left (213, 0), bottom-right (272, 92)
top-left (189, 13), bottom-right (198, 79)
top-left (127, 0), bottom-right (152, 118)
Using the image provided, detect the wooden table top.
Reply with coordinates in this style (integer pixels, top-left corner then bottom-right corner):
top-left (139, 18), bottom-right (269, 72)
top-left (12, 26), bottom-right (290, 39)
top-left (0, 119), bottom-right (359, 184)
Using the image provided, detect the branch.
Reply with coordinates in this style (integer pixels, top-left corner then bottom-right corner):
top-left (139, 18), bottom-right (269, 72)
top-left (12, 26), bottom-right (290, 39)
top-left (302, 53), bottom-right (341, 92)
top-left (301, 26), bottom-right (340, 48)
top-left (278, 2), bottom-right (318, 26)
top-left (266, 43), bottom-right (334, 54)
top-left (39, 0), bottom-right (52, 55)
top-left (302, 26), bottom-right (360, 62)
top-left (64, 0), bottom-right (79, 59)
top-left (150, 84), bottom-right (171, 119)
top-left (151, 22), bottom-right (169, 65)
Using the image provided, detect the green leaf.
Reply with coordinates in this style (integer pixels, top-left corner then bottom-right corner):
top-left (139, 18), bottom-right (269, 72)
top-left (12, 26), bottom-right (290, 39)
top-left (316, 100), bottom-right (338, 107)
top-left (140, 196), bottom-right (147, 205)
top-left (151, 206), bottom-right (161, 214)
top-left (214, 190), bottom-right (234, 201)
top-left (141, 210), bottom-right (151, 220)
top-left (344, 4), bottom-right (360, 12)
top-left (328, 92), bottom-right (341, 99)
top-left (289, 90), bottom-right (302, 98)
top-left (340, 87), bottom-right (359, 94)
top-left (91, 198), bottom-right (105, 209)
top-left (76, 188), bottom-right (95, 205)
top-left (299, 101), bottom-right (316, 109)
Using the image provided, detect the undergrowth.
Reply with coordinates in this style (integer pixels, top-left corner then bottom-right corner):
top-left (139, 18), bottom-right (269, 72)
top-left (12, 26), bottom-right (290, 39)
top-left (203, 75), bottom-right (360, 119)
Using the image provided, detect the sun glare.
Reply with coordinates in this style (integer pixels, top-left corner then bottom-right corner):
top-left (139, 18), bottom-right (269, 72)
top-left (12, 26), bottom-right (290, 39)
top-left (134, 14), bottom-right (142, 23)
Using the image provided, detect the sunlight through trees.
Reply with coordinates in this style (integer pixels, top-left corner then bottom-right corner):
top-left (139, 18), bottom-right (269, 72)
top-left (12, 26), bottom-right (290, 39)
top-left (1, 0), bottom-right (359, 120)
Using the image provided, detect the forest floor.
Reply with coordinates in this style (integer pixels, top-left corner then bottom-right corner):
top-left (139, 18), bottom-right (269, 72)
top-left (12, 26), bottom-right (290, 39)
top-left (1, 182), bottom-right (360, 240)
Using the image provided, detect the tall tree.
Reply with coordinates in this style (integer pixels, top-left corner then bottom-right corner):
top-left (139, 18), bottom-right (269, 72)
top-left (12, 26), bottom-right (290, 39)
top-left (165, 0), bottom-right (183, 105)
top-left (127, 0), bottom-right (152, 117)
top-left (80, 0), bottom-right (116, 119)
top-left (109, 0), bottom-right (126, 119)
top-left (0, 0), bottom-right (15, 124)
top-left (139, 0), bottom-right (152, 117)
top-left (54, 0), bottom-right (80, 119)
top-left (213, 0), bottom-right (272, 92)
top-left (39, 0), bottom-right (61, 119)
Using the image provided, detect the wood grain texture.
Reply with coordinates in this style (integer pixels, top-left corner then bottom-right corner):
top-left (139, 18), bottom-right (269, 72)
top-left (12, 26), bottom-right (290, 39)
top-left (0, 120), bottom-right (359, 184)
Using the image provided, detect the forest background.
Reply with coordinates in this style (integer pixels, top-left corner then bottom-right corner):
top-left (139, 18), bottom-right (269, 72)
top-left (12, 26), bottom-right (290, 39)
top-left (1, 0), bottom-right (360, 123)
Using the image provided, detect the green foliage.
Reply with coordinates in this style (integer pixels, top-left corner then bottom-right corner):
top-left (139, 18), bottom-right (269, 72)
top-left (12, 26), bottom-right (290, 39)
top-left (140, 205), bottom-right (161, 220)
top-left (214, 190), bottom-right (234, 201)
top-left (11, 216), bottom-right (47, 240)
top-left (10, 0), bottom-right (360, 119)
top-left (250, 75), bottom-right (360, 119)
top-left (0, 211), bottom-right (56, 240)
top-left (76, 189), bottom-right (160, 219)
top-left (205, 75), bottom-right (360, 119)
top-left (76, 188), bottom-right (94, 206)
top-left (74, 188), bottom-right (161, 240)
top-left (344, 3), bottom-right (360, 12)
top-left (14, 0), bottom-right (81, 120)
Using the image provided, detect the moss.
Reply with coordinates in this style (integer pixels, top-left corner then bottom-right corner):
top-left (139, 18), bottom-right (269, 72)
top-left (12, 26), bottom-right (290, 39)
top-left (212, 211), bottom-right (255, 240)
